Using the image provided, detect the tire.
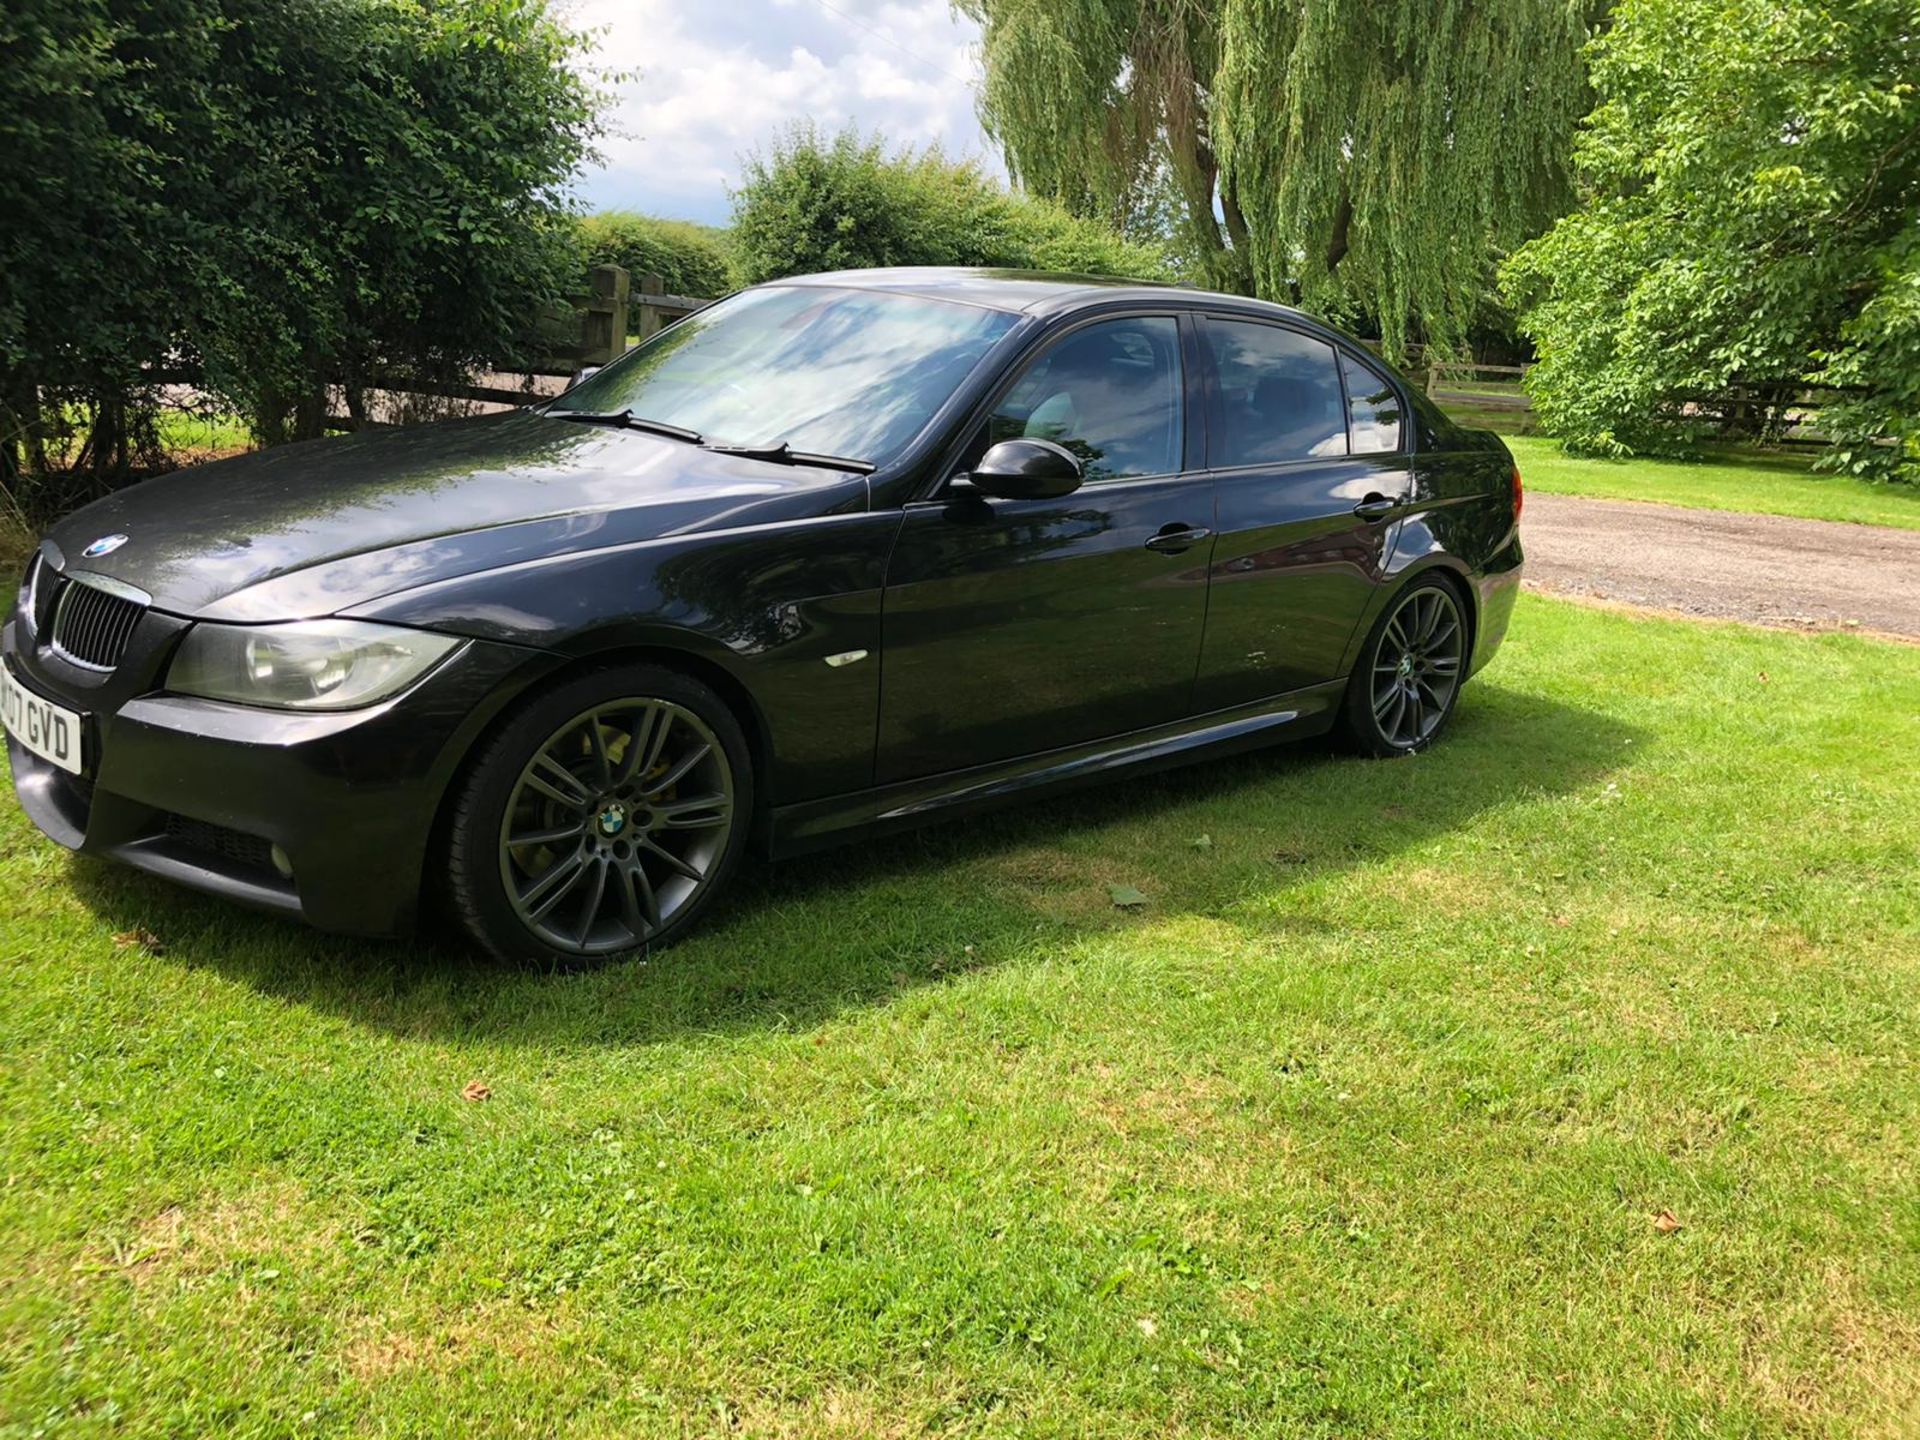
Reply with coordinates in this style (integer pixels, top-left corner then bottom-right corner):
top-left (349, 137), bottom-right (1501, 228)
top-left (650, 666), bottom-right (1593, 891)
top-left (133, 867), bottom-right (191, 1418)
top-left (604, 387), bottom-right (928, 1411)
top-left (1339, 576), bottom-right (1470, 757)
top-left (442, 663), bottom-right (754, 967)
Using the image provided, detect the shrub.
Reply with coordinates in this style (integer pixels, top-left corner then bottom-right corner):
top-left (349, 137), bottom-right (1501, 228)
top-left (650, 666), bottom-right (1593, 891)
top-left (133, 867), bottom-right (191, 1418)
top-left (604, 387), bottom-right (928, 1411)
top-left (1008, 199), bottom-right (1175, 281)
top-left (1502, 0), bottom-right (1920, 479)
top-left (0, 0), bottom-right (607, 498)
top-left (575, 212), bottom-right (732, 300)
top-left (730, 126), bottom-right (1171, 287)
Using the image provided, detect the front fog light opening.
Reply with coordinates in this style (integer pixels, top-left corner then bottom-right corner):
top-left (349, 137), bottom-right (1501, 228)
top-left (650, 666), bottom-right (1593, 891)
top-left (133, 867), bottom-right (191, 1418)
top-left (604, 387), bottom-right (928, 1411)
top-left (270, 844), bottom-right (294, 880)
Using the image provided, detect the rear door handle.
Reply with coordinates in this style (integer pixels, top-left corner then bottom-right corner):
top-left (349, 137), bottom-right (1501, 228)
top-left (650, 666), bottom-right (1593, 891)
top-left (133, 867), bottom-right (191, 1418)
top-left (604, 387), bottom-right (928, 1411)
top-left (1145, 525), bottom-right (1212, 554)
top-left (1353, 495), bottom-right (1398, 522)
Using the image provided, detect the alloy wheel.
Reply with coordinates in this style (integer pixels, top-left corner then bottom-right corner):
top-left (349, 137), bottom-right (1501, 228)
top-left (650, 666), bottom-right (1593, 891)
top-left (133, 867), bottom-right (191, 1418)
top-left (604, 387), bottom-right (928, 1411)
top-left (1370, 586), bottom-right (1465, 749)
top-left (497, 698), bottom-right (734, 956)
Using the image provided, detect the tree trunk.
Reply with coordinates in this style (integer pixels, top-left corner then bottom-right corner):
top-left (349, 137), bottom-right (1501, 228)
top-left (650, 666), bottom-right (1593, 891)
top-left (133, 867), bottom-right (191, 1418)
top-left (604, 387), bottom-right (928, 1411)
top-left (293, 375), bottom-right (329, 441)
top-left (1, 371), bottom-right (49, 482)
top-left (79, 395), bottom-right (129, 482)
top-left (344, 380), bottom-right (368, 429)
top-left (1325, 188), bottom-right (1355, 277)
top-left (1221, 188), bottom-right (1251, 254)
top-left (1174, 141), bottom-right (1233, 288)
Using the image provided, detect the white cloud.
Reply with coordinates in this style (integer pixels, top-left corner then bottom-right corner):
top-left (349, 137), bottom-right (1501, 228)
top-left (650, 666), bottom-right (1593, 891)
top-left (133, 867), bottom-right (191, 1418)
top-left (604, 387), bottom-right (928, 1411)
top-left (561, 0), bottom-right (998, 224)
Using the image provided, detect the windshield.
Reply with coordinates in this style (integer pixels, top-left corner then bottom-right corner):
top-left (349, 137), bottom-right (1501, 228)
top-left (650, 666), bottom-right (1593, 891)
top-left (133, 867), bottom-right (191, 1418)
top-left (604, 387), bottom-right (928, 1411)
top-left (550, 285), bottom-right (1018, 466)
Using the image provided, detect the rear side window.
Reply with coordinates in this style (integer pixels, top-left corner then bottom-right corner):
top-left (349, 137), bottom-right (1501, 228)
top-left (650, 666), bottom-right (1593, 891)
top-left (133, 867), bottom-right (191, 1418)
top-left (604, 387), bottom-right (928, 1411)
top-left (1342, 351), bottom-right (1404, 454)
top-left (1203, 319), bottom-right (1348, 466)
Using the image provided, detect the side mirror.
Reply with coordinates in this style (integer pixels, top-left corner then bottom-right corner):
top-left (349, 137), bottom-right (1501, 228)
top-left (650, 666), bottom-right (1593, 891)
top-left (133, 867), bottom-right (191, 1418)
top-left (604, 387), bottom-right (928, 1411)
top-left (966, 438), bottom-right (1084, 501)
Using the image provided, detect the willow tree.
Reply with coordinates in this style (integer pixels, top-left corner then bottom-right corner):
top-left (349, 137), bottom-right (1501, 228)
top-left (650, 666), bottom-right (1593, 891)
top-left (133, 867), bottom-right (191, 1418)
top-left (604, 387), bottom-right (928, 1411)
top-left (959, 0), bottom-right (1252, 290)
top-left (963, 0), bottom-right (1600, 355)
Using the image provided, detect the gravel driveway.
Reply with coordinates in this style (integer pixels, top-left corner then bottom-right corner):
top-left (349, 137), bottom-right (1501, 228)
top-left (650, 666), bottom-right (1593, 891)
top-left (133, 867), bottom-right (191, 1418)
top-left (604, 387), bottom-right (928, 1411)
top-left (1521, 492), bottom-right (1920, 639)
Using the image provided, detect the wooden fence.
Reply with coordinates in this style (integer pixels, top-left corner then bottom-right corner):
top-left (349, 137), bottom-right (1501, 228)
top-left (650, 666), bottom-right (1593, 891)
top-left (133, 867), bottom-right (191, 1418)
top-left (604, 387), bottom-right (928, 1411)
top-left (1426, 359), bottom-right (1532, 413)
top-left (320, 279), bottom-right (1849, 448)
top-left (1422, 357), bottom-right (1852, 446)
top-left (324, 266), bottom-right (714, 431)
top-left (632, 273), bottom-right (710, 341)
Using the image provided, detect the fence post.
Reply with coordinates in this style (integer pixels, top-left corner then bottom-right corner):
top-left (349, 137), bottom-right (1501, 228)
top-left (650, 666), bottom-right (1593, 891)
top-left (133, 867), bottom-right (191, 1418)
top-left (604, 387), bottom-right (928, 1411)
top-left (635, 273), bottom-right (666, 342)
top-left (579, 264), bottom-right (630, 366)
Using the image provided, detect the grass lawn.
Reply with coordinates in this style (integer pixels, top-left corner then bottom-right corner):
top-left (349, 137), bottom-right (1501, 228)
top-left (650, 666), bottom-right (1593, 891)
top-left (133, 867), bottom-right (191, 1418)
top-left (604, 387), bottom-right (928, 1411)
top-left (1505, 435), bottom-right (1920, 531)
top-left (154, 410), bottom-right (254, 462)
top-left (2, 593), bottom-right (1917, 1436)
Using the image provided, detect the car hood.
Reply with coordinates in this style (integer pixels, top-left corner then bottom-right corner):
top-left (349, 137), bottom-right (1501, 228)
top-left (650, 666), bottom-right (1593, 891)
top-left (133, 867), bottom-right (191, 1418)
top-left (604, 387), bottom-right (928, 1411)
top-left (42, 410), bottom-right (871, 622)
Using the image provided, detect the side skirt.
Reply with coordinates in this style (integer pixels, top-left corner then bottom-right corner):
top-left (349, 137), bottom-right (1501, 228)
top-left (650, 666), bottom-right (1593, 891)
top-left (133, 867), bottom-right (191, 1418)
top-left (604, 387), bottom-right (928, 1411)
top-left (766, 677), bottom-right (1348, 858)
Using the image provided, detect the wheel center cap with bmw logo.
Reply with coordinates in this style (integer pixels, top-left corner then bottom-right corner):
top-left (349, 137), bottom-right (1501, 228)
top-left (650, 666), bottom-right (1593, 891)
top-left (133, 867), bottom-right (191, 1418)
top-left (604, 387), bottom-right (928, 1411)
top-left (82, 534), bottom-right (129, 558)
top-left (596, 801), bottom-right (629, 837)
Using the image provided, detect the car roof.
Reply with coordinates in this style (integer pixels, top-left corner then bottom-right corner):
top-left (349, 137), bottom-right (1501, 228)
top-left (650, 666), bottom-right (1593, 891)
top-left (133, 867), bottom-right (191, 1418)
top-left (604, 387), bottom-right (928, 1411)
top-left (776, 266), bottom-right (1322, 325)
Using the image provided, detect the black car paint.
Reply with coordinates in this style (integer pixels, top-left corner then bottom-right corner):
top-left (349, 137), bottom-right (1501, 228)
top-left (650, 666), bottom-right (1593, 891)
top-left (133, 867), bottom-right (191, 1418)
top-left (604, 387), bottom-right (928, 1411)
top-left (4, 269), bottom-right (1521, 937)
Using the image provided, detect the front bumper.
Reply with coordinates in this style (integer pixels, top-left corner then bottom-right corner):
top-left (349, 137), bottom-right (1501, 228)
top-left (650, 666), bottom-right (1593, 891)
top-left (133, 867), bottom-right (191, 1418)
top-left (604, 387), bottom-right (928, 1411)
top-left (3, 603), bottom-right (552, 937)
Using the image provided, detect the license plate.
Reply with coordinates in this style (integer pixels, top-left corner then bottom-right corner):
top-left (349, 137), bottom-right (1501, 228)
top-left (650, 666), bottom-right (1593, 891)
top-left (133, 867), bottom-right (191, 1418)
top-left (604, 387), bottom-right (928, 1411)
top-left (0, 663), bottom-right (85, 775)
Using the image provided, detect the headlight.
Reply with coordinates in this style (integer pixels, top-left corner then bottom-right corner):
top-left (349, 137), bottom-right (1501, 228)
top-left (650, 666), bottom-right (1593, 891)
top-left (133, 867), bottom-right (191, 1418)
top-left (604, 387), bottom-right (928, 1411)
top-left (18, 552), bottom-right (41, 622)
top-left (167, 619), bottom-right (463, 711)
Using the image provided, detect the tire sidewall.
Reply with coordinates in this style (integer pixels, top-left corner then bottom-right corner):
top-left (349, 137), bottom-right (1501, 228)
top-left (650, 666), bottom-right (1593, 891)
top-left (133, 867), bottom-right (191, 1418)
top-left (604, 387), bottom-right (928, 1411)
top-left (444, 663), bottom-right (755, 967)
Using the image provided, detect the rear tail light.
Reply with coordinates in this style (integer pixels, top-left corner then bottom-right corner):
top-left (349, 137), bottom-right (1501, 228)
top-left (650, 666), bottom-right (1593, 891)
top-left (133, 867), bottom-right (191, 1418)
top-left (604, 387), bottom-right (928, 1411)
top-left (1511, 462), bottom-right (1524, 523)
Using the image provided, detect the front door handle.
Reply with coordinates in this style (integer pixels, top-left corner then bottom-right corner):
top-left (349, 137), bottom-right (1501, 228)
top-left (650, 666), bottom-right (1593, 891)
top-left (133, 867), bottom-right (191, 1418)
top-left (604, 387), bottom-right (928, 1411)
top-left (1353, 494), bottom-right (1399, 522)
top-left (1145, 525), bottom-right (1212, 555)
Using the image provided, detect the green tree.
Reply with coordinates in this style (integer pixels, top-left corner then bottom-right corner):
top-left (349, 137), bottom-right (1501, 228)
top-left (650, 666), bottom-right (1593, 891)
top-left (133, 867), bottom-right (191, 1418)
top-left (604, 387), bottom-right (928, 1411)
top-left (962, 0), bottom-right (1599, 355)
top-left (729, 125), bottom-right (1171, 286)
top-left (0, 0), bottom-right (605, 494)
top-left (1503, 0), bottom-right (1919, 479)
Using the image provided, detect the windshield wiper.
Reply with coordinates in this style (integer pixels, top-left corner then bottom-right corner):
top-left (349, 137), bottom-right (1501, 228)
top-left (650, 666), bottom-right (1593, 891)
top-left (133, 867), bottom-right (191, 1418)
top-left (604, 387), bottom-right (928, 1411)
top-left (551, 411), bottom-right (872, 472)
top-left (548, 408), bottom-right (704, 444)
top-left (702, 440), bottom-right (875, 475)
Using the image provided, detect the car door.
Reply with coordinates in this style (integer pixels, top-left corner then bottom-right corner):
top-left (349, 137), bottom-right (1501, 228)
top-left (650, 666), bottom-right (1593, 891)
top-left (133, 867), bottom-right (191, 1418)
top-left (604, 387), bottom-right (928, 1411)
top-left (1192, 316), bottom-right (1415, 712)
top-left (876, 312), bottom-right (1215, 784)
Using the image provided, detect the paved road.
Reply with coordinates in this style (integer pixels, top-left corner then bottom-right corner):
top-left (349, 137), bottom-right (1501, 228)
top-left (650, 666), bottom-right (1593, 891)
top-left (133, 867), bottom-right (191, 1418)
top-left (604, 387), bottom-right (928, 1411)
top-left (1521, 492), bottom-right (1920, 639)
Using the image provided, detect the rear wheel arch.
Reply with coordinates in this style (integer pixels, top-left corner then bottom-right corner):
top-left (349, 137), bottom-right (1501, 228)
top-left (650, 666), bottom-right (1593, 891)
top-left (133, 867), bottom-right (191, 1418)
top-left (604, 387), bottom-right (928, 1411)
top-left (1343, 555), bottom-right (1478, 680)
top-left (1339, 570), bottom-right (1472, 756)
top-left (1411, 562), bottom-right (1478, 661)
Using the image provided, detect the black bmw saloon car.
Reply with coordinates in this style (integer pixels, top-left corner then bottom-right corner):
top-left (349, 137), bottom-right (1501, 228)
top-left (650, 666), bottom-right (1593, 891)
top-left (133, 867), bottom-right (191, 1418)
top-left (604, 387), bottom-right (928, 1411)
top-left (3, 268), bottom-right (1522, 964)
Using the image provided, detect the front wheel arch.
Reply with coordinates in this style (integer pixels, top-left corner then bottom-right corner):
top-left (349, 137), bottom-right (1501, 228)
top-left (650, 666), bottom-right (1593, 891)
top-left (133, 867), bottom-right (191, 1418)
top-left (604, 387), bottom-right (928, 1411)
top-left (544, 643), bottom-right (773, 809)
top-left (420, 642), bottom-right (774, 932)
top-left (435, 659), bottom-right (758, 964)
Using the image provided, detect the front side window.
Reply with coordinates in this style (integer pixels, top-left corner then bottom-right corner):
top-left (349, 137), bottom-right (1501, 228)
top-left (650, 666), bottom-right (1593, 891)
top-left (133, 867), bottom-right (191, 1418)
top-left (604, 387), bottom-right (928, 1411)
top-left (1342, 351), bottom-right (1404, 454)
top-left (551, 286), bottom-right (1017, 467)
top-left (987, 316), bottom-right (1184, 482)
top-left (1203, 319), bottom-right (1348, 466)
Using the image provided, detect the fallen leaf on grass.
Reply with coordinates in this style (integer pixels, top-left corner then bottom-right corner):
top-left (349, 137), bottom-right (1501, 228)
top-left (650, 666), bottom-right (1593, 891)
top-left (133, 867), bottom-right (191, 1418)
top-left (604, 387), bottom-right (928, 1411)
top-left (1108, 885), bottom-right (1149, 909)
top-left (112, 928), bottom-right (164, 956)
top-left (1189, 834), bottom-right (1212, 850)
top-left (1652, 1209), bottom-right (1682, 1234)
top-left (1137, 1316), bottom-right (1158, 1338)
top-left (461, 1081), bottom-right (493, 1103)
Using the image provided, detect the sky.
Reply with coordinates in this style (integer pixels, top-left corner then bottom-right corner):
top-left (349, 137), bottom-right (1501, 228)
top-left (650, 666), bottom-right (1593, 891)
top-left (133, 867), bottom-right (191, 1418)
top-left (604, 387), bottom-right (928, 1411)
top-left (561, 0), bottom-right (1000, 226)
